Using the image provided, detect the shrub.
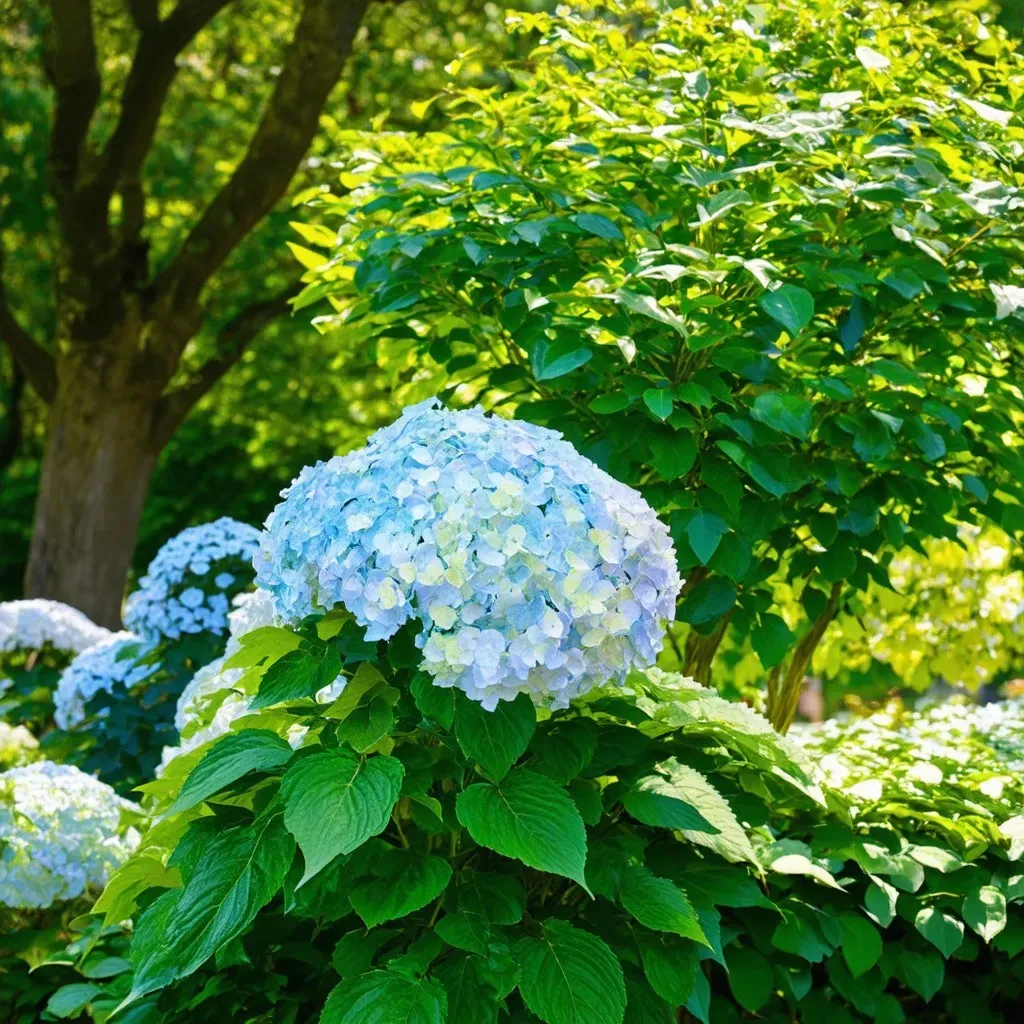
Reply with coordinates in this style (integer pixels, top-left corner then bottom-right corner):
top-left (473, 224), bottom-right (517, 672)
top-left (0, 600), bottom-right (112, 732)
top-left (296, 0), bottom-right (1024, 726)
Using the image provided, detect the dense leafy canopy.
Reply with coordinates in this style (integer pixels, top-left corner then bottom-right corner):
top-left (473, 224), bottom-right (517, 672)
top-left (298, 0), bottom-right (1024, 726)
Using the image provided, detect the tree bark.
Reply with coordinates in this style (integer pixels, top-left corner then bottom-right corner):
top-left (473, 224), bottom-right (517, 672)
top-left (23, 344), bottom-right (159, 627)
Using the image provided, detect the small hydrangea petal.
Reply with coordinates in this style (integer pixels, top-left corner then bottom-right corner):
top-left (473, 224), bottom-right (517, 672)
top-left (124, 517), bottom-right (261, 642)
top-left (256, 399), bottom-right (682, 710)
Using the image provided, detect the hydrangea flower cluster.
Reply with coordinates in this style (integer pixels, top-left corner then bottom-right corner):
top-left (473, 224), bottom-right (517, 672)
top-left (0, 721), bottom-right (40, 770)
top-left (0, 599), bottom-right (112, 656)
top-left (53, 632), bottom-right (157, 731)
top-left (0, 761), bottom-right (140, 909)
top-left (161, 590), bottom-right (340, 770)
top-left (256, 399), bottom-right (681, 710)
top-left (124, 517), bottom-right (261, 642)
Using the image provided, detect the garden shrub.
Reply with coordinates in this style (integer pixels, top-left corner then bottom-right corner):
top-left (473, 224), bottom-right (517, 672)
top-left (76, 405), bottom-right (1024, 1024)
top-left (0, 600), bottom-right (112, 732)
top-left (52, 519), bottom-right (261, 793)
top-left (0, 762), bottom-right (142, 1024)
top-left (296, 0), bottom-right (1024, 725)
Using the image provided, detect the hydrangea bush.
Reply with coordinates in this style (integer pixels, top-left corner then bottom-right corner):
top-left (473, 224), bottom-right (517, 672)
top-left (124, 517), bottom-right (261, 643)
top-left (256, 399), bottom-right (680, 710)
top-left (74, 406), bottom-right (1022, 1024)
top-left (0, 599), bottom-right (113, 732)
top-left (0, 722), bottom-right (39, 771)
top-left (0, 761), bottom-right (140, 910)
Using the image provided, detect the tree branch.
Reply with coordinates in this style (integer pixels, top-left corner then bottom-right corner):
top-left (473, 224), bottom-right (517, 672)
top-left (154, 0), bottom-right (371, 316)
top-left (0, 256), bottom-right (57, 403)
top-left (151, 286), bottom-right (296, 445)
top-left (88, 0), bottom-right (236, 234)
top-left (44, 0), bottom-right (101, 200)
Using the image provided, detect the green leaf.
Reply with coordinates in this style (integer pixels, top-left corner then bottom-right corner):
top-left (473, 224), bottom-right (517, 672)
top-left (411, 672), bottom-right (454, 729)
top-left (252, 640), bottom-right (341, 709)
top-left (963, 885), bottom-right (1007, 942)
top-left (532, 338), bottom-right (593, 381)
top-left (589, 392), bottom-right (630, 414)
top-left (648, 434), bottom-right (696, 480)
top-left (454, 691), bottom-right (536, 781)
top-left (320, 970), bottom-right (447, 1024)
top-left (900, 948), bottom-right (944, 1002)
top-left (167, 730), bottom-right (293, 816)
top-left (914, 908), bottom-right (963, 957)
top-left (46, 984), bottom-right (103, 1019)
top-left (839, 913), bottom-right (882, 977)
top-left (619, 867), bottom-right (708, 945)
top-left (750, 613), bottom-right (794, 670)
top-left (686, 511), bottom-right (728, 565)
top-left (434, 954), bottom-right (502, 1024)
top-left (624, 978), bottom-right (675, 1024)
top-left (281, 749), bottom-right (404, 886)
top-left (643, 388), bottom-right (674, 421)
top-left (456, 768), bottom-right (589, 891)
top-left (725, 949), bottom-right (773, 1013)
top-left (636, 930), bottom-right (700, 1006)
top-left (751, 393), bottom-right (812, 441)
top-left (622, 771), bottom-right (718, 834)
top-left (349, 852), bottom-right (452, 928)
top-left (616, 289), bottom-right (688, 337)
top-left (518, 919), bottom-right (626, 1024)
top-left (575, 212), bottom-right (624, 240)
top-left (759, 284), bottom-right (814, 334)
top-left (128, 814), bottom-right (294, 1002)
top-left (677, 577), bottom-right (736, 626)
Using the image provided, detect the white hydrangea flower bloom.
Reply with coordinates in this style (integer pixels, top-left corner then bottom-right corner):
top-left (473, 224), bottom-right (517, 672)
top-left (0, 721), bottom-right (40, 770)
top-left (0, 761), bottom-right (140, 909)
top-left (52, 632), bottom-right (157, 731)
top-left (0, 599), bottom-right (112, 656)
top-left (124, 517), bottom-right (261, 642)
top-left (256, 399), bottom-right (681, 710)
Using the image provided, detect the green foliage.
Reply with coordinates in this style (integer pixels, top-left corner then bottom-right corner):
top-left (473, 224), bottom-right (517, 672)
top-left (79, 613), bottom-right (1024, 1024)
top-left (298, 0), bottom-right (1024, 723)
top-left (0, 649), bottom-right (66, 734)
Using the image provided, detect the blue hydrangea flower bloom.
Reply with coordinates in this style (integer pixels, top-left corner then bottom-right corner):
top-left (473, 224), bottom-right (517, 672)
top-left (124, 518), bottom-right (261, 642)
top-left (53, 632), bottom-right (157, 731)
top-left (256, 400), bottom-right (681, 709)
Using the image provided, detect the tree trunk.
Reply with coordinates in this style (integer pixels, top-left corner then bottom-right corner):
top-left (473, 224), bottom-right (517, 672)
top-left (23, 344), bottom-right (159, 628)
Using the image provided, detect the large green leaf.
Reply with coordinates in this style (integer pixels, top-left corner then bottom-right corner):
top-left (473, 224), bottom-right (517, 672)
top-left (622, 764), bottom-right (719, 835)
top-left (635, 931), bottom-right (700, 1007)
top-left (962, 885), bottom-right (1007, 942)
top-left (839, 913), bottom-right (882, 977)
top-left (456, 768), bottom-right (588, 890)
top-left (127, 814), bottom-right (294, 1002)
top-left (167, 729), bottom-right (294, 816)
top-left (725, 949), bottom-right (773, 1013)
top-left (517, 919), bottom-right (626, 1024)
top-left (281, 749), bottom-right (404, 885)
top-left (349, 852), bottom-right (452, 928)
top-left (454, 691), bottom-right (536, 781)
top-left (320, 970), bottom-right (447, 1024)
top-left (618, 867), bottom-right (707, 945)
top-left (914, 908), bottom-right (963, 957)
top-left (758, 284), bottom-right (814, 334)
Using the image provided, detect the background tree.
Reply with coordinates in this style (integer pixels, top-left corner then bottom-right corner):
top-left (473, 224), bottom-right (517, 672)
top-left (0, 0), bottom-right (531, 626)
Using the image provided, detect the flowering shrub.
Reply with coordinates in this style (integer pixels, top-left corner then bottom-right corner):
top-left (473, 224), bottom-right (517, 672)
top-left (52, 632), bottom-right (156, 731)
top-left (0, 761), bottom-right (140, 910)
top-left (124, 517), bottom-right (261, 643)
top-left (0, 600), bottom-right (112, 657)
top-left (0, 600), bottom-right (112, 732)
top-left (257, 399), bottom-right (680, 710)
